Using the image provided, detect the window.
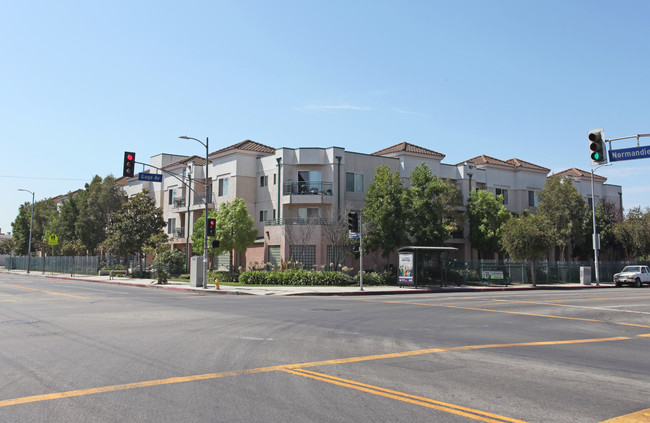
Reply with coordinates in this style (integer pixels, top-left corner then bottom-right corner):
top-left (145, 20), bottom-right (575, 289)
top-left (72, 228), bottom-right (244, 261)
top-left (495, 188), bottom-right (508, 205)
top-left (260, 210), bottom-right (268, 222)
top-left (346, 172), bottom-right (364, 192)
top-left (273, 173), bottom-right (277, 185)
top-left (289, 245), bottom-right (316, 270)
top-left (218, 177), bottom-right (229, 196)
top-left (260, 175), bottom-right (268, 187)
top-left (587, 197), bottom-right (593, 210)
top-left (298, 170), bottom-right (322, 194)
top-left (168, 189), bottom-right (177, 205)
top-left (528, 190), bottom-right (537, 207)
top-left (167, 218), bottom-right (176, 235)
top-left (273, 209), bottom-right (276, 220)
top-left (298, 207), bottom-right (320, 220)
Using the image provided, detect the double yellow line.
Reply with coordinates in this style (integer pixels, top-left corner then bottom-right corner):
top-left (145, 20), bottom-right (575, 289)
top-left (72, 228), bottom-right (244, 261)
top-left (283, 368), bottom-right (526, 423)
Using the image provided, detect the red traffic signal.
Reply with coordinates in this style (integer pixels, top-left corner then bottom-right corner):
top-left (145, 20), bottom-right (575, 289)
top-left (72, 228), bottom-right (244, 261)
top-left (123, 151), bottom-right (136, 177)
top-left (207, 218), bottom-right (216, 236)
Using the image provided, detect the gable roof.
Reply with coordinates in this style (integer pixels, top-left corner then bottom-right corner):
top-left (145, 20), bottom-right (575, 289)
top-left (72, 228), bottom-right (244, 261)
top-left (461, 155), bottom-right (513, 168)
top-left (552, 167), bottom-right (607, 182)
top-left (372, 142), bottom-right (445, 159)
top-left (210, 139), bottom-right (275, 157)
top-left (505, 158), bottom-right (550, 173)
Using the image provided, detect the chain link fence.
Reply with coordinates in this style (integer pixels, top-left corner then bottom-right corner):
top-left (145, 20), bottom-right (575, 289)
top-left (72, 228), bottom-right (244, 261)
top-left (6, 256), bottom-right (99, 275)
top-left (451, 259), bottom-right (649, 284)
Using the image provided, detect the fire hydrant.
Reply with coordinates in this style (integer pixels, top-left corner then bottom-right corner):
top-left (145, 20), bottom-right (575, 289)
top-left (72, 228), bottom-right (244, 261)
top-left (214, 279), bottom-right (220, 290)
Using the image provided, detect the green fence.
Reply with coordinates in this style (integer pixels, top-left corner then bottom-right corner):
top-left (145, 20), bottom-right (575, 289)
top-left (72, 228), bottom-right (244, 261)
top-left (7, 255), bottom-right (99, 275)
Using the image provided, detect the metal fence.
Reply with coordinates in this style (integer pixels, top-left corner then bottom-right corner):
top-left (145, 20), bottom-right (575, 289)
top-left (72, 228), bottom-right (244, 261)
top-left (6, 255), bottom-right (99, 275)
top-left (458, 259), bottom-right (649, 284)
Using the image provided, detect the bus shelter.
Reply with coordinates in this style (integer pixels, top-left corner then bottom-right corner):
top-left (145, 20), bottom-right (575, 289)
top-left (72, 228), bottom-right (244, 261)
top-left (397, 246), bottom-right (458, 288)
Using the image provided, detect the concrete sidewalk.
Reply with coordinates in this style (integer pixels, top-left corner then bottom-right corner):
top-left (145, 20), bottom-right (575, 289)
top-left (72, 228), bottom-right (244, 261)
top-left (1, 269), bottom-right (616, 296)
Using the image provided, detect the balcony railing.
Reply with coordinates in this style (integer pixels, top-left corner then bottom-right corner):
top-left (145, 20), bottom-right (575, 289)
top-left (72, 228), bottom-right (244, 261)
top-left (172, 198), bottom-right (186, 209)
top-left (193, 193), bottom-right (213, 205)
top-left (283, 181), bottom-right (333, 196)
top-left (265, 217), bottom-right (338, 226)
top-left (173, 228), bottom-right (185, 238)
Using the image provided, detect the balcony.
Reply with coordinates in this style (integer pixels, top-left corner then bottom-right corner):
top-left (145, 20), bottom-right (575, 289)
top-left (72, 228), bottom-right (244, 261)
top-left (265, 217), bottom-right (338, 226)
top-left (172, 198), bottom-right (186, 209)
top-left (173, 227), bottom-right (185, 238)
top-left (282, 181), bottom-right (333, 204)
top-left (193, 193), bottom-right (213, 206)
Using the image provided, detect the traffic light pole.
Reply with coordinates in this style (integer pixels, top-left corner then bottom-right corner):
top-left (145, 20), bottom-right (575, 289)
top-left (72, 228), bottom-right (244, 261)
top-left (590, 163), bottom-right (611, 286)
top-left (359, 212), bottom-right (364, 291)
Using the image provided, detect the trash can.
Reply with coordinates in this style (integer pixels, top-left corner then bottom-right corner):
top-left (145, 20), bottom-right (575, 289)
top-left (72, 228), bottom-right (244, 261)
top-left (580, 266), bottom-right (592, 285)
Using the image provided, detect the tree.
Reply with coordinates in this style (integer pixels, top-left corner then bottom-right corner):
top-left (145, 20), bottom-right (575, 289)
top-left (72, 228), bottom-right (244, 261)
top-left (322, 210), bottom-right (350, 271)
top-left (501, 213), bottom-right (553, 286)
top-left (11, 198), bottom-right (58, 255)
top-left (0, 238), bottom-right (16, 256)
top-left (214, 198), bottom-right (257, 272)
top-left (102, 191), bottom-right (166, 274)
top-left (192, 198), bottom-right (257, 271)
top-left (405, 163), bottom-right (464, 246)
top-left (363, 164), bottom-right (408, 266)
top-left (75, 176), bottom-right (124, 255)
top-left (537, 176), bottom-right (587, 261)
top-left (467, 189), bottom-right (512, 259)
top-left (613, 207), bottom-right (650, 259)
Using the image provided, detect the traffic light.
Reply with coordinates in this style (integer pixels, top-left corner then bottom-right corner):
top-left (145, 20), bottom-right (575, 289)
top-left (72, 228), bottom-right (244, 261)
top-left (347, 211), bottom-right (359, 233)
top-left (123, 151), bottom-right (136, 177)
top-left (207, 218), bottom-right (216, 236)
top-left (211, 239), bottom-right (220, 249)
top-left (588, 128), bottom-right (607, 166)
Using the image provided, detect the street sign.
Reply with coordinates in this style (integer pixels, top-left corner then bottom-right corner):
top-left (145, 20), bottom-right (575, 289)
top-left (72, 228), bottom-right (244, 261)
top-left (348, 231), bottom-right (360, 239)
top-left (138, 173), bottom-right (163, 182)
top-left (48, 233), bottom-right (59, 246)
top-left (609, 145), bottom-right (650, 162)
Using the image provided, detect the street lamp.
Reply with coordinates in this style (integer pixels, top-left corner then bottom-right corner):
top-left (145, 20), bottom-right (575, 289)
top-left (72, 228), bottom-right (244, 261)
top-left (17, 189), bottom-right (35, 274)
top-left (179, 135), bottom-right (210, 289)
top-left (590, 164), bottom-right (611, 285)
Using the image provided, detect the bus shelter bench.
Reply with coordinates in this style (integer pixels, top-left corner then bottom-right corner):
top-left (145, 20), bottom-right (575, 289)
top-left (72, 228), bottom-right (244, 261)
top-left (109, 270), bottom-right (128, 280)
top-left (481, 270), bottom-right (510, 286)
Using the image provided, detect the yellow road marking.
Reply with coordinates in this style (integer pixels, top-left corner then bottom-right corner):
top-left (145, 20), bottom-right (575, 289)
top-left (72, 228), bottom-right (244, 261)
top-left (1, 335), bottom-right (641, 408)
top-left (0, 365), bottom-right (288, 407)
top-left (0, 284), bottom-right (88, 299)
top-left (285, 368), bottom-right (527, 423)
top-left (600, 408), bottom-right (650, 422)
top-left (346, 298), bottom-right (650, 329)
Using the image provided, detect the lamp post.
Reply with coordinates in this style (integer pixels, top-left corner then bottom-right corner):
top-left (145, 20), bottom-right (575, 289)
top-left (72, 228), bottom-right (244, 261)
top-left (17, 189), bottom-right (35, 274)
top-left (590, 164), bottom-right (611, 285)
top-left (179, 136), bottom-right (209, 289)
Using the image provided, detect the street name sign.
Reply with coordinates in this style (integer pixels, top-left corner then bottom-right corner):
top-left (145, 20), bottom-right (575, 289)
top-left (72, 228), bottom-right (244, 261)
top-left (609, 145), bottom-right (650, 162)
top-left (138, 173), bottom-right (163, 182)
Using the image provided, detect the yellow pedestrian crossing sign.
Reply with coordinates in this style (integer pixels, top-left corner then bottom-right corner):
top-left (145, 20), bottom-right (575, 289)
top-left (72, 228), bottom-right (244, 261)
top-left (48, 233), bottom-right (59, 246)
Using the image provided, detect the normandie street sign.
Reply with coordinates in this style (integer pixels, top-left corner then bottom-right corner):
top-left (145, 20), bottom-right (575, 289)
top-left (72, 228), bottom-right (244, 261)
top-left (609, 145), bottom-right (650, 162)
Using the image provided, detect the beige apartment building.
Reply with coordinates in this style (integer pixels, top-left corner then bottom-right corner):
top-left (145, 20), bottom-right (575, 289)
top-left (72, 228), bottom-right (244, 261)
top-left (119, 140), bottom-right (623, 271)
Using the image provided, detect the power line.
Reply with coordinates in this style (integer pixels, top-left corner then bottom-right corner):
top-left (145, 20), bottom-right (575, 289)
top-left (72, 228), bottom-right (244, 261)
top-left (0, 175), bottom-right (88, 181)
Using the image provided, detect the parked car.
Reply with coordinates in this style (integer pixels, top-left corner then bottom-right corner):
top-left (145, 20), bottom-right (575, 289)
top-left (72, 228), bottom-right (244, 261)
top-left (613, 265), bottom-right (650, 287)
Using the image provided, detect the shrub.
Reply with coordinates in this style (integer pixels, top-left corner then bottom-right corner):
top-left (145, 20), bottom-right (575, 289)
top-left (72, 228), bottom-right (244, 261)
top-left (354, 271), bottom-right (397, 286)
top-left (238, 270), bottom-right (356, 286)
top-left (154, 249), bottom-right (186, 276)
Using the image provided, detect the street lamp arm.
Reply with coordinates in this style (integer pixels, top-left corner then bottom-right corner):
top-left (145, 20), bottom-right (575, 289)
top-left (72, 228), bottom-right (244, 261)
top-left (179, 135), bottom-right (207, 149)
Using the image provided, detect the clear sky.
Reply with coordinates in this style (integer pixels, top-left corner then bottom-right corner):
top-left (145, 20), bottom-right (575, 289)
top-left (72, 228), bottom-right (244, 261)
top-left (2, 0), bottom-right (649, 234)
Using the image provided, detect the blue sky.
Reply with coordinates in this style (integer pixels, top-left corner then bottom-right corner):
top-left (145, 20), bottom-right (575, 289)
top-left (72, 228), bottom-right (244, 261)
top-left (2, 0), bottom-right (649, 234)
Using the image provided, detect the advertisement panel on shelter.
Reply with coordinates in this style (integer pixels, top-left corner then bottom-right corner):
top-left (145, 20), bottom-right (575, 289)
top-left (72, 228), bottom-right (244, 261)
top-left (398, 253), bottom-right (414, 285)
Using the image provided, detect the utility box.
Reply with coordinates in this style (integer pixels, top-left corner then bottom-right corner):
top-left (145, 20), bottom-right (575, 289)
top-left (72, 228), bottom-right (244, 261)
top-left (580, 266), bottom-right (592, 285)
top-left (190, 256), bottom-right (204, 288)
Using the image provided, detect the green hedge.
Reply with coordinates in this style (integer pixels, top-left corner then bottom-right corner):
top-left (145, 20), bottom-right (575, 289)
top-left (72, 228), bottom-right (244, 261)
top-left (354, 271), bottom-right (397, 286)
top-left (239, 270), bottom-right (355, 286)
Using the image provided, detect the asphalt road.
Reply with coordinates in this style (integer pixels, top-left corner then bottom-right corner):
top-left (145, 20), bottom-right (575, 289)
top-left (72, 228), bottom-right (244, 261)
top-left (1, 272), bottom-right (649, 423)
